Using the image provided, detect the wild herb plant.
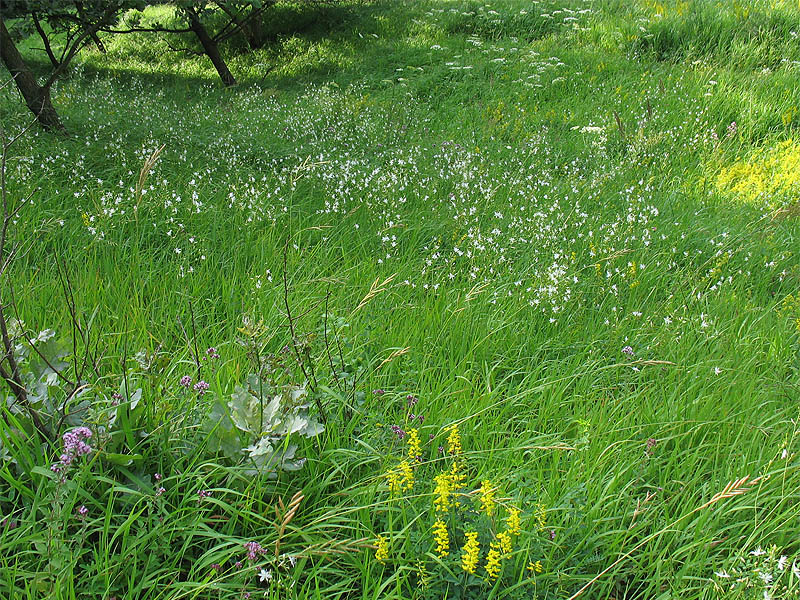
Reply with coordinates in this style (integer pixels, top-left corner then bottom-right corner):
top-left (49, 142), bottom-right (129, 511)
top-left (374, 418), bottom-right (551, 599)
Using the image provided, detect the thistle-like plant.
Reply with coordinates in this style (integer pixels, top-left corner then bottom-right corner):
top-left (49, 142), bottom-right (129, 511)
top-left (205, 374), bottom-right (324, 476)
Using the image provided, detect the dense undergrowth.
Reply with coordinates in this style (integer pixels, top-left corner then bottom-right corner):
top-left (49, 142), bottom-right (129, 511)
top-left (1, 0), bottom-right (800, 598)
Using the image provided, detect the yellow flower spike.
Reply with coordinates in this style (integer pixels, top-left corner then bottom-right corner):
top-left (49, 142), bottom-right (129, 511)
top-left (406, 428), bottom-right (422, 462)
top-left (460, 531), bottom-right (480, 574)
top-left (449, 459), bottom-right (466, 487)
top-left (433, 471), bottom-right (453, 512)
top-left (496, 531), bottom-right (513, 557)
top-left (386, 460), bottom-right (415, 496)
top-left (478, 480), bottom-right (497, 517)
top-left (484, 542), bottom-right (502, 580)
top-left (415, 560), bottom-right (429, 589)
top-left (445, 424), bottom-right (462, 456)
top-left (432, 519), bottom-right (450, 557)
top-left (399, 460), bottom-right (414, 491)
top-left (527, 560), bottom-right (544, 575)
top-left (533, 503), bottom-right (547, 532)
top-left (375, 535), bottom-right (389, 564)
top-left (386, 468), bottom-right (402, 496)
top-left (505, 507), bottom-right (521, 537)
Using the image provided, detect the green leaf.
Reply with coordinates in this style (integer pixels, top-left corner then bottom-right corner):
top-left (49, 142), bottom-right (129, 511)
top-left (103, 452), bottom-right (144, 466)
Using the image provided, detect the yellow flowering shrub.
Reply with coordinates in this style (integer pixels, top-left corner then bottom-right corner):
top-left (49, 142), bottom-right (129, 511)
top-left (373, 417), bottom-right (550, 595)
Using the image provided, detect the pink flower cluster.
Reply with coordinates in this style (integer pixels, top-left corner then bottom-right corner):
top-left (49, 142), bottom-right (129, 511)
top-left (244, 541), bottom-right (267, 562)
top-left (51, 427), bottom-right (93, 474)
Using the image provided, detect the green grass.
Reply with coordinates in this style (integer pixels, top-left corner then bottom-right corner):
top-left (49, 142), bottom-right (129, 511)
top-left (1, 0), bottom-right (800, 598)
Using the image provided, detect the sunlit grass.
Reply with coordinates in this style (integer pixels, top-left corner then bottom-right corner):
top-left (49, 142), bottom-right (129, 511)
top-left (0, 0), bottom-right (799, 598)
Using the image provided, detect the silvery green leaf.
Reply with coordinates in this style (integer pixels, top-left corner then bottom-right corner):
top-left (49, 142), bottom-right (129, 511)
top-left (246, 373), bottom-right (262, 391)
top-left (34, 329), bottom-right (56, 344)
top-left (244, 437), bottom-right (274, 458)
top-left (289, 385), bottom-right (307, 404)
top-left (262, 394), bottom-right (282, 428)
top-left (300, 419), bottom-right (324, 438)
top-left (229, 384), bottom-right (255, 432)
top-left (129, 388), bottom-right (142, 410)
top-left (133, 350), bottom-right (149, 369)
top-left (30, 336), bottom-right (69, 380)
top-left (282, 414), bottom-right (308, 436)
top-left (208, 399), bottom-right (232, 431)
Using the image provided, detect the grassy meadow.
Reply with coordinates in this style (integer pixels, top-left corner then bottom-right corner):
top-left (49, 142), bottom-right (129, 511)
top-left (1, 0), bottom-right (800, 598)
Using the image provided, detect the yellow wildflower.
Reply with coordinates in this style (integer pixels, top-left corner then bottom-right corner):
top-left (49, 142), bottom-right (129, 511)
top-left (449, 458), bottom-right (466, 487)
top-left (386, 468), bottom-right (402, 496)
top-left (399, 460), bottom-right (414, 491)
top-left (460, 531), bottom-right (480, 574)
top-left (407, 428), bottom-right (422, 462)
top-left (432, 519), bottom-right (450, 557)
top-left (375, 535), bottom-right (389, 564)
top-left (505, 507), bottom-right (521, 537)
top-left (415, 560), bottom-right (429, 589)
top-left (433, 471), bottom-right (453, 512)
top-left (484, 543), bottom-right (502, 580)
top-left (533, 503), bottom-right (546, 532)
top-left (527, 560), bottom-right (543, 574)
top-left (386, 460), bottom-right (414, 495)
top-left (445, 424), bottom-right (462, 456)
top-left (496, 531), bottom-right (513, 557)
top-left (479, 480), bottom-right (496, 517)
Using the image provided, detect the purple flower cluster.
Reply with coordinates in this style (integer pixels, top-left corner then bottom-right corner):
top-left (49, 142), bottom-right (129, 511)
top-left (621, 345), bottom-right (635, 356)
top-left (51, 427), bottom-right (93, 474)
top-left (390, 424), bottom-right (406, 440)
top-left (180, 375), bottom-right (192, 388)
top-left (198, 489), bottom-right (212, 501)
top-left (205, 347), bottom-right (220, 360)
top-left (244, 541), bottom-right (267, 562)
top-left (193, 380), bottom-right (210, 395)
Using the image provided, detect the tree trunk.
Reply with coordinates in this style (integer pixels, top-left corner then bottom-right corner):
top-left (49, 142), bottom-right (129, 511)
top-left (186, 10), bottom-right (236, 87)
top-left (243, 15), bottom-right (264, 50)
top-left (89, 30), bottom-right (106, 53)
top-left (0, 18), bottom-right (65, 133)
